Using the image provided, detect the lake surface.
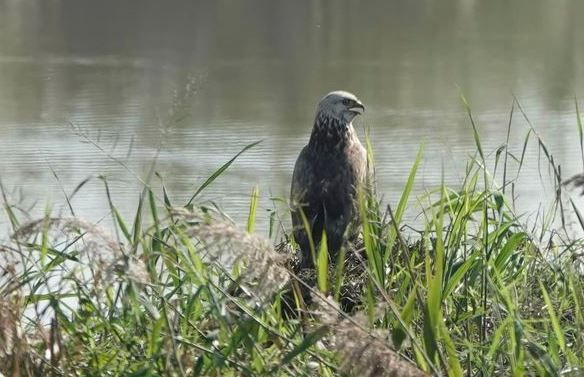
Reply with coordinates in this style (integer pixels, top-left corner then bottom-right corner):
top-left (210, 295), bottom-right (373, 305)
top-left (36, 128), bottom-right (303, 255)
top-left (2, 0), bottom-right (584, 237)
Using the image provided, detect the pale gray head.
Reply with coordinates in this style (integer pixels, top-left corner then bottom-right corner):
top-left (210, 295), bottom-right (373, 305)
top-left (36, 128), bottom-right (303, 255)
top-left (316, 90), bottom-right (365, 124)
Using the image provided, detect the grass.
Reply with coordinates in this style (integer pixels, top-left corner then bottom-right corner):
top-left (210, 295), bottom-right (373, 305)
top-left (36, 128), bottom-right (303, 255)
top-left (1, 100), bottom-right (584, 377)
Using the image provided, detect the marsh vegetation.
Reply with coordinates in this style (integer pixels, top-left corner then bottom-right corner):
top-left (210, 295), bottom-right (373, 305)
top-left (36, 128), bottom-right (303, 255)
top-left (1, 102), bottom-right (584, 376)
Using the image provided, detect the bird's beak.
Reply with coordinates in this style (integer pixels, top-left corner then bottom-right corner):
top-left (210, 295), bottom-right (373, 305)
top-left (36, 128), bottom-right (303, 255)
top-left (349, 101), bottom-right (365, 115)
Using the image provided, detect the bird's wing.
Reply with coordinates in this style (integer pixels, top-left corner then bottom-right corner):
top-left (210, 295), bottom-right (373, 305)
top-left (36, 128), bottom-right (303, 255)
top-left (290, 146), bottom-right (323, 255)
top-left (290, 146), bottom-right (314, 223)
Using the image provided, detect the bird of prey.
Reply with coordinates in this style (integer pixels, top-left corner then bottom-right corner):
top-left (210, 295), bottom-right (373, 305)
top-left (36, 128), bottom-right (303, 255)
top-left (290, 90), bottom-right (367, 268)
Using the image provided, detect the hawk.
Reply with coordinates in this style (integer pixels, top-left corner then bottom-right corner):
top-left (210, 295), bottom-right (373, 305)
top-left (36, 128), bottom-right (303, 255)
top-left (290, 90), bottom-right (367, 268)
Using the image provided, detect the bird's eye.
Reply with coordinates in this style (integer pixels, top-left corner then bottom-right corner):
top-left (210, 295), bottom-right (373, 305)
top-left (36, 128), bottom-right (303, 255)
top-left (342, 99), bottom-right (351, 106)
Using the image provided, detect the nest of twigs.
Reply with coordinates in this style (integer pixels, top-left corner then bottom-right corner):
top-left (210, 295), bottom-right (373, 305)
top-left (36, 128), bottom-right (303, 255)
top-left (275, 238), bottom-right (370, 315)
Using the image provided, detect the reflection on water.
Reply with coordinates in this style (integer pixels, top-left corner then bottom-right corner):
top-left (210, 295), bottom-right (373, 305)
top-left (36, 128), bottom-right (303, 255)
top-left (1, 0), bottom-right (584, 234)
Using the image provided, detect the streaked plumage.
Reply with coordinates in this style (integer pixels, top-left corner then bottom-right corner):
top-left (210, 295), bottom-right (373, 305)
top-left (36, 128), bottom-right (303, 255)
top-left (290, 90), bottom-right (367, 267)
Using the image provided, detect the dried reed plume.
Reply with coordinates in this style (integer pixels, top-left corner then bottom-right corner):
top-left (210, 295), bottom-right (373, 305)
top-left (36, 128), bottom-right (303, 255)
top-left (173, 208), bottom-right (290, 303)
top-left (0, 292), bottom-right (45, 376)
top-left (315, 295), bottom-right (428, 377)
top-left (12, 217), bottom-right (149, 285)
top-left (0, 293), bottom-right (22, 360)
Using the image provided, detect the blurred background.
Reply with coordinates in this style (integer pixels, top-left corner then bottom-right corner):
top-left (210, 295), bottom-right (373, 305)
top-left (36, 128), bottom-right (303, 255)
top-left (1, 0), bottom-right (584, 234)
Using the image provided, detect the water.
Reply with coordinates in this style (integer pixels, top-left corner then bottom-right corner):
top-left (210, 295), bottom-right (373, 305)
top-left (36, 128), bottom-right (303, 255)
top-left (1, 0), bottom-right (584, 236)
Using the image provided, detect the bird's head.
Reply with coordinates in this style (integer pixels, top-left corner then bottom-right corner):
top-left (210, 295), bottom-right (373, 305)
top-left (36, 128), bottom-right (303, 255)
top-left (316, 90), bottom-right (365, 124)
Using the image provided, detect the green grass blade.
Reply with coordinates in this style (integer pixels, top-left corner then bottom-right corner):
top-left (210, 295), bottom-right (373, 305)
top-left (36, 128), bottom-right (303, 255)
top-left (317, 231), bottom-right (329, 293)
top-left (569, 198), bottom-right (584, 233)
top-left (494, 232), bottom-right (526, 272)
top-left (132, 194), bottom-right (144, 248)
top-left (0, 180), bottom-right (19, 230)
top-left (358, 187), bottom-right (382, 283)
top-left (333, 246), bottom-right (346, 302)
top-left (246, 185), bottom-right (259, 233)
top-left (439, 318), bottom-right (463, 377)
top-left (461, 94), bottom-right (484, 161)
top-left (392, 286), bottom-right (417, 349)
top-left (113, 207), bottom-right (132, 241)
top-left (443, 250), bottom-right (479, 298)
top-left (186, 140), bottom-right (261, 206)
top-left (576, 97), bottom-right (584, 169)
top-left (298, 208), bottom-right (317, 266)
top-left (539, 281), bottom-right (566, 352)
top-left (279, 326), bottom-right (328, 367)
top-left (385, 143), bottom-right (424, 260)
